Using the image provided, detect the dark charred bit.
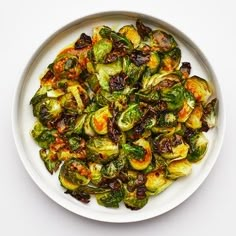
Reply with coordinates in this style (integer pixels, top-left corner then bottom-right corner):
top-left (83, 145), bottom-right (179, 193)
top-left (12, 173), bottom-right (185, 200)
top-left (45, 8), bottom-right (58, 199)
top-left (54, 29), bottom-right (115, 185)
top-left (180, 62), bottom-right (191, 79)
top-left (154, 137), bottom-right (172, 154)
top-left (142, 45), bottom-right (151, 54)
top-left (125, 204), bottom-right (140, 210)
top-left (200, 123), bottom-right (210, 132)
top-left (108, 179), bottom-right (121, 191)
top-left (156, 100), bottom-right (168, 112)
top-left (130, 50), bottom-right (150, 67)
top-left (132, 123), bottom-right (145, 138)
top-left (104, 52), bottom-right (118, 64)
top-left (172, 134), bottom-right (183, 147)
top-left (105, 41), bottom-right (128, 63)
top-left (108, 103), bottom-right (121, 143)
top-left (118, 172), bottom-right (129, 183)
top-left (108, 118), bottom-right (121, 143)
top-left (136, 19), bottom-right (152, 39)
top-left (135, 173), bottom-right (147, 186)
top-left (136, 186), bottom-right (147, 200)
top-left (109, 72), bottom-right (128, 92)
top-left (183, 127), bottom-right (196, 141)
top-left (79, 69), bottom-right (91, 81)
top-left (156, 79), bottom-right (176, 90)
top-left (41, 70), bottom-right (54, 83)
top-left (127, 183), bottom-right (136, 193)
top-left (65, 190), bottom-right (90, 204)
top-left (74, 33), bottom-right (92, 49)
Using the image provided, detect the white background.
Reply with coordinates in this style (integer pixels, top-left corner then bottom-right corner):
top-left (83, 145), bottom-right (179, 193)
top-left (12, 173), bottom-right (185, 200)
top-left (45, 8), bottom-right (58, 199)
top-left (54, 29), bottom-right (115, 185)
top-left (1, 0), bottom-right (235, 235)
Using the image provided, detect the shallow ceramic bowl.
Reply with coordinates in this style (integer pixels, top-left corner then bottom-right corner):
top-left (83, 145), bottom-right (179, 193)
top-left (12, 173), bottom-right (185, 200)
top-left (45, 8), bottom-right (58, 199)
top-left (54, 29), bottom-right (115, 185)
top-left (12, 11), bottom-right (225, 223)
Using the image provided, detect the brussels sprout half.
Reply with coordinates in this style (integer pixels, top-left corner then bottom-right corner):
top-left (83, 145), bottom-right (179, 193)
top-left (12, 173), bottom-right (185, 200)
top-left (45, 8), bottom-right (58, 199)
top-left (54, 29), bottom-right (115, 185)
top-left (96, 188), bottom-right (124, 208)
top-left (86, 137), bottom-right (119, 164)
top-left (187, 132), bottom-right (208, 162)
top-left (186, 105), bottom-right (203, 129)
top-left (117, 104), bottom-right (142, 131)
top-left (151, 30), bottom-right (177, 52)
top-left (123, 185), bottom-right (149, 210)
top-left (33, 97), bottom-right (62, 126)
top-left (96, 60), bottom-right (123, 91)
top-left (154, 134), bottom-right (189, 160)
top-left (119, 25), bottom-right (141, 48)
top-left (93, 39), bottom-right (112, 63)
top-left (167, 159), bottom-right (192, 180)
top-left (59, 159), bottom-right (91, 191)
top-left (178, 90), bottom-right (196, 122)
top-left (160, 48), bottom-right (181, 72)
top-left (160, 83), bottom-right (185, 111)
top-left (52, 53), bottom-right (81, 80)
top-left (145, 171), bottom-right (173, 195)
top-left (39, 148), bottom-right (61, 174)
top-left (90, 106), bottom-right (112, 135)
top-left (89, 163), bottom-right (103, 185)
top-left (128, 138), bottom-right (152, 171)
top-left (185, 76), bottom-right (211, 103)
top-left (31, 121), bottom-right (56, 149)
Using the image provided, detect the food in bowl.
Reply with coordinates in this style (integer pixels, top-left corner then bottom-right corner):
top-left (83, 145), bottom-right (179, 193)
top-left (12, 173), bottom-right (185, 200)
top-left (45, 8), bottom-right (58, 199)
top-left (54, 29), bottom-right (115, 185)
top-left (30, 19), bottom-right (217, 210)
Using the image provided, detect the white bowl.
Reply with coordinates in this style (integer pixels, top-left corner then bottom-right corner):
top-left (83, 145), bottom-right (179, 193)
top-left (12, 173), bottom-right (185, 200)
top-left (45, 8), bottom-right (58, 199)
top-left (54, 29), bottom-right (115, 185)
top-left (12, 11), bottom-right (225, 223)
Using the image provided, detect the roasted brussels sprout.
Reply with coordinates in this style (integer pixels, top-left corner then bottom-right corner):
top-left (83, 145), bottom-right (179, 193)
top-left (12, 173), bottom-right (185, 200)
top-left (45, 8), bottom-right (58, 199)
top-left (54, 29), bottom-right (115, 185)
top-left (32, 97), bottom-right (62, 125)
top-left (135, 88), bottom-right (159, 103)
top-left (126, 61), bottom-right (146, 85)
top-left (93, 39), bottom-right (112, 63)
top-left (86, 137), bottom-right (119, 164)
top-left (146, 52), bottom-right (161, 74)
top-left (151, 30), bottom-right (177, 52)
top-left (186, 104), bottom-right (203, 129)
top-left (90, 106), bottom-right (112, 135)
top-left (160, 83), bottom-right (185, 111)
top-left (95, 89), bottom-right (127, 110)
top-left (96, 60), bottom-right (123, 91)
top-left (185, 76), bottom-right (211, 103)
top-left (123, 185), bottom-right (149, 210)
top-left (119, 25), bottom-right (141, 48)
top-left (167, 159), bottom-right (192, 179)
top-left (201, 98), bottom-right (217, 131)
top-left (30, 19), bottom-right (218, 210)
top-left (52, 54), bottom-right (81, 80)
top-left (60, 92), bottom-right (78, 115)
top-left (71, 113), bottom-right (87, 134)
top-left (39, 148), bottom-right (61, 174)
top-left (89, 163), bottom-right (103, 185)
top-left (178, 90), bottom-right (196, 122)
top-left (96, 188), bottom-right (124, 208)
top-left (154, 134), bottom-right (189, 160)
top-left (83, 113), bottom-right (95, 136)
top-left (158, 112), bottom-right (177, 127)
top-left (127, 138), bottom-right (152, 170)
top-left (187, 132), bottom-right (208, 162)
top-left (101, 157), bottom-right (126, 178)
top-left (161, 48), bottom-right (181, 72)
top-left (31, 121), bottom-right (55, 148)
top-left (30, 86), bottom-right (49, 105)
top-left (142, 71), bottom-right (180, 90)
top-left (118, 104), bottom-right (142, 131)
top-left (59, 159), bottom-right (91, 190)
top-left (145, 171), bottom-right (173, 195)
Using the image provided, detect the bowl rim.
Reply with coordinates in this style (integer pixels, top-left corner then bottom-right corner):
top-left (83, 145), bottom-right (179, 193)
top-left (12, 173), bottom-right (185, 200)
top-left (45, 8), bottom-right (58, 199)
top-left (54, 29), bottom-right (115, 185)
top-left (11, 10), bottom-right (226, 223)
